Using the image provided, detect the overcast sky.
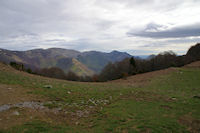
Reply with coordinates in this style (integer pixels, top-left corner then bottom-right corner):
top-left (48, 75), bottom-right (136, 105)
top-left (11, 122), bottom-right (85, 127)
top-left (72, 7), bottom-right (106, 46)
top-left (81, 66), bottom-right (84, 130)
top-left (0, 0), bottom-right (200, 55)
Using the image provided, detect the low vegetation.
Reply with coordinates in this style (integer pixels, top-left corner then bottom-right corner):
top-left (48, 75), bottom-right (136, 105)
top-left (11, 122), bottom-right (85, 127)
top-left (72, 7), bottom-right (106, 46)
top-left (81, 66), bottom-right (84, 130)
top-left (0, 60), bottom-right (200, 132)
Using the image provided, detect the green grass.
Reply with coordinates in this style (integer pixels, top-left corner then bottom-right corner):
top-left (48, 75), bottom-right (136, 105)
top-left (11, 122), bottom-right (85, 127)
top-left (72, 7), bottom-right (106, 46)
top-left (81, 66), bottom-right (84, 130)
top-left (0, 67), bottom-right (200, 132)
top-left (0, 120), bottom-right (75, 133)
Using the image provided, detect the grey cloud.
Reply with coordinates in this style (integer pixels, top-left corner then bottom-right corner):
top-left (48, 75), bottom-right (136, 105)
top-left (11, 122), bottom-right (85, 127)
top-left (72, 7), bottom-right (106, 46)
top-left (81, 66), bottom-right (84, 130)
top-left (45, 39), bottom-right (66, 43)
top-left (0, 0), bottom-right (200, 55)
top-left (104, 0), bottom-right (186, 12)
top-left (127, 23), bottom-right (200, 38)
top-left (138, 37), bottom-right (200, 51)
top-left (167, 38), bottom-right (200, 44)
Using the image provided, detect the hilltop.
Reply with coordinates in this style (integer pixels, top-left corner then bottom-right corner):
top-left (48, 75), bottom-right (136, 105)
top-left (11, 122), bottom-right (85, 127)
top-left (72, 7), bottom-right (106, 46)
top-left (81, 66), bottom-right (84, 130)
top-left (0, 61), bottom-right (200, 132)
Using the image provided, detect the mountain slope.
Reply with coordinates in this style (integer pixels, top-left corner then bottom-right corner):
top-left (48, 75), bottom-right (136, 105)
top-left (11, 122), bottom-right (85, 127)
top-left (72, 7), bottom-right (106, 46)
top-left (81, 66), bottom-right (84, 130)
top-left (0, 48), bottom-right (131, 75)
top-left (77, 50), bottom-right (131, 73)
top-left (71, 58), bottom-right (94, 76)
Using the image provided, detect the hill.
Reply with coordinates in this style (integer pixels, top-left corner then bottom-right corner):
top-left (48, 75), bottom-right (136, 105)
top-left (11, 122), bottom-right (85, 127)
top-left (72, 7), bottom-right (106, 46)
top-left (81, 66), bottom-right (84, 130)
top-left (0, 48), bottom-right (131, 76)
top-left (0, 61), bottom-right (200, 132)
top-left (77, 50), bottom-right (131, 72)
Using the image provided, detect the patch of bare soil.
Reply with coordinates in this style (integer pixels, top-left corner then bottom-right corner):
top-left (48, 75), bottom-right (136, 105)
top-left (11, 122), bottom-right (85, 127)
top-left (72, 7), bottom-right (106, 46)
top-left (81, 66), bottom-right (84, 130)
top-left (0, 84), bottom-right (45, 105)
top-left (178, 115), bottom-right (200, 133)
top-left (0, 107), bottom-right (72, 129)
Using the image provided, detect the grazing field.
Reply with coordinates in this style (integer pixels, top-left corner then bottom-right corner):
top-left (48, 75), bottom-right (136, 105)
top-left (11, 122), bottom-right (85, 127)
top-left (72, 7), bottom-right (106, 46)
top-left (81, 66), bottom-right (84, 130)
top-left (0, 62), bottom-right (200, 133)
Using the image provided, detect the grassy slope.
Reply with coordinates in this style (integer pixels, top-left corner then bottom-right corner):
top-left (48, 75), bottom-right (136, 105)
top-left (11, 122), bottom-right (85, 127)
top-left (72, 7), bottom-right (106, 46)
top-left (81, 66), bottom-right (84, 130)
top-left (0, 63), bottom-right (200, 132)
top-left (71, 58), bottom-right (94, 76)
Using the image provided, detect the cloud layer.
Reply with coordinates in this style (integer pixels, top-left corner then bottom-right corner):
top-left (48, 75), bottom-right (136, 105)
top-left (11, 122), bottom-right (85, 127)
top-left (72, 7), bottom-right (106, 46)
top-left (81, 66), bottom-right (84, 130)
top-left (128, 23), bottom-right (200, 38)
top-left (0, 0), bottom-right (200, 55)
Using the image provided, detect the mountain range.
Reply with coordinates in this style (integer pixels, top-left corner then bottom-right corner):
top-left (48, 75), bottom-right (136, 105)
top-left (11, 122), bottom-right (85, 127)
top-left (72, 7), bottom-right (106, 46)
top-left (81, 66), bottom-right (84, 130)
top-left (0, 48), bottom-right (132, 76)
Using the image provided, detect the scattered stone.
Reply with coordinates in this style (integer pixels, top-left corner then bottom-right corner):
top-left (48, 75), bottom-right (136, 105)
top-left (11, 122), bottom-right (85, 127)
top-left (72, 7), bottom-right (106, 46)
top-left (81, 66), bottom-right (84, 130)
top-left (75, 110), bottom-right (89, 118)
top-left (13, 111), bottom-right (20, 116)
top-left (52, 108), bottom-right (62, 114)
top-left (75, 121), bottom-right (79, 125)
top-left (45, 101), bottom-right (53, 104)
top-left (171, 97), bottom-right (177, 100)
top-left (43, 85), bottom-right (52, 89)
top-left (15, 101), bottom-right (45, 110)
top-left (109, 96), bottom-right (112, 100)
top-left (0, 102), bottom-right (45, 112)
top-left (65, 111), bottom-right (68, 114)
top-left (7, 88), bottom-right (12, 90)
top-left (0, 105), bottom-right (11, 112)
top-left (67, 91), bottom-right (71, 94)
top-left (88, 99), bottom-right (96, 105)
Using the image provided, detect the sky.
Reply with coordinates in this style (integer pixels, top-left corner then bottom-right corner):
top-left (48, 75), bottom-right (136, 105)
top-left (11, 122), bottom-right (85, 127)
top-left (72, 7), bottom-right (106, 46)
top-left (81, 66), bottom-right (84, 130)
top-left (0, 0), bottom-right (200, 55)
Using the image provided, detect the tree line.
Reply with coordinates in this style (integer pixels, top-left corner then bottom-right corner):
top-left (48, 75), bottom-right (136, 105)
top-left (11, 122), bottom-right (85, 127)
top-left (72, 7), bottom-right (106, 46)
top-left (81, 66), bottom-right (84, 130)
top-left (9, 43), bottom-right (200, 82)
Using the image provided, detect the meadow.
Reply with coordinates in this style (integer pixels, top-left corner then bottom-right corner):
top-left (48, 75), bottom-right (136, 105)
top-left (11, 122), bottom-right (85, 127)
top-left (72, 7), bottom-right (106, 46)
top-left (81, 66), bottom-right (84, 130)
top-left (0, 62), bottom-right (200, 132)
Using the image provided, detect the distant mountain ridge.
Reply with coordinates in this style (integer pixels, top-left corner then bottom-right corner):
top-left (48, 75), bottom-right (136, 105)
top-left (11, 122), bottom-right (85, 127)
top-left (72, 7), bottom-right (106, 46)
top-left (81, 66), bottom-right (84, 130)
top-left (0, 48), bottom-right (132, 76)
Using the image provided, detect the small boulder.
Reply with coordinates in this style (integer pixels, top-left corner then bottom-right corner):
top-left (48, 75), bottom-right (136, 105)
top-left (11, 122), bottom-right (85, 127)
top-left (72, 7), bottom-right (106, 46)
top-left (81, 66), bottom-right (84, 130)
top-left (13, 111), bottom-right (20, 116)
top-left (171, 97), bottom-right (177, 100)
top-left (75, 121), bottom-right (79, 125)
top-left (43, 85), bottom-right (52, 89)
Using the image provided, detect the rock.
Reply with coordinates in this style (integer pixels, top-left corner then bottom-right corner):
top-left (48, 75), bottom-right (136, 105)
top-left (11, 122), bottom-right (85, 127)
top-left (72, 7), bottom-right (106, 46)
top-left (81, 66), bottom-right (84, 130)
top-left (67, 91), bottom-right (71, 94)
top-left (7, 88), bottom-right (12, 90)
top-left (43, 85), bottom-right (52, 89)
top-left (0, 105), bottom-right (11, 112)
top-left (171, 97), bottom-right (177, 100)
top-left (13, 111), bottom-right (20, 116)
top-left (109, 96), bottom-right (112, 100)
